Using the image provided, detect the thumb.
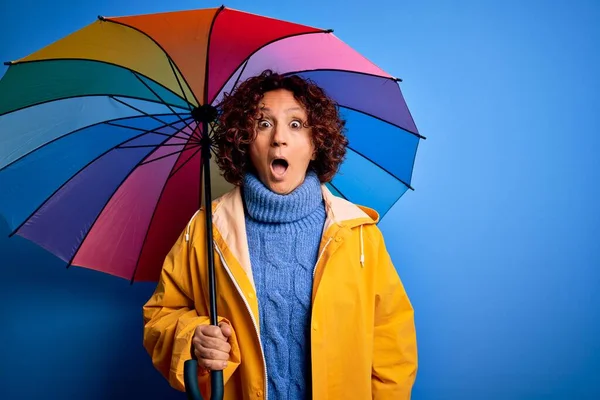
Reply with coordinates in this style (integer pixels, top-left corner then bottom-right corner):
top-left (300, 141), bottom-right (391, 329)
top-left (219, 322), bottom-right (233, 339)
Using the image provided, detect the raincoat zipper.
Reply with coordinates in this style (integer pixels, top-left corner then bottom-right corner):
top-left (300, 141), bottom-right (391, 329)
top-left (213, 243), bottom-right (269, 400)
top-left (313, 237), bottom-right (332, 278)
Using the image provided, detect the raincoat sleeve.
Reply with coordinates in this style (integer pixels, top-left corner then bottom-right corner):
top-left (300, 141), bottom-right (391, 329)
top-left (371, 227), bottom-right (418, 399)
top-left (142, 218), bottom-right (241, 393)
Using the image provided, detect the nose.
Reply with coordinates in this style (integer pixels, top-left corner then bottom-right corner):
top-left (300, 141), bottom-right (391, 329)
top-left (271, 125), bottom-right (288, 147)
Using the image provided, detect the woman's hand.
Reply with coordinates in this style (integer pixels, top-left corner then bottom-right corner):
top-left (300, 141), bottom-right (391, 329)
top-left (192, 322), bottom-right (233, 370)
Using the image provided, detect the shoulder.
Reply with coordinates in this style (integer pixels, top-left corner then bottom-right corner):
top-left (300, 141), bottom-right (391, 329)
top-left (321, 184), bottom-right (380, 226)
top-left (184, 186), bottom-right (242, 243)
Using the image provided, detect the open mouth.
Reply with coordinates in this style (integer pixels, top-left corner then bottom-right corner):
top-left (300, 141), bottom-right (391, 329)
top-left (271, 158), bottom-right (289, 176)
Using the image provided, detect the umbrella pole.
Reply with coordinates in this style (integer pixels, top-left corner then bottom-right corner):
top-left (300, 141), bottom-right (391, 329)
top-left (184, 116), bottom-right (224, 400)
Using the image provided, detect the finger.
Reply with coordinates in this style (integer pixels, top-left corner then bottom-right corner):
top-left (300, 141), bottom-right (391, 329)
top-left (193, 333), bottom-right (231, 353)
top-left (219, 322), bottom-right (233, 338)
top-left (197, 357), bottom-right (228, 371)
top-left (200, 325), bottom-right (226, 340)
top-left (197, 335), bottom-right (231, 353)
top-left (195, 346), bottom-right (230, 362)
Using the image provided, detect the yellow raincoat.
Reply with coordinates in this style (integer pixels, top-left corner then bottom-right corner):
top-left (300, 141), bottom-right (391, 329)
top-left (143, 185), bottom-right (418, 399)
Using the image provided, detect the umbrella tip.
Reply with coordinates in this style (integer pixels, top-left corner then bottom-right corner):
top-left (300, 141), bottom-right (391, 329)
top-left (98, 15), bottom-right (106, 21)
top-left (325, 28), bottom-right (334, 33)
top-left (3, 61), bottom-right (13, 66)
top-left (393, 77), bottom-right (403, 82)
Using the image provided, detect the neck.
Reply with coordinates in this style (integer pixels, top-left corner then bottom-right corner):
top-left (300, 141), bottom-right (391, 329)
top-left (242, 171), bottom-right (323, 223)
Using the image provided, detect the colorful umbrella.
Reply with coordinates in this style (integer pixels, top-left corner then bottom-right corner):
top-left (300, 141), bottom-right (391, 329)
top-left (0, 6), bottom-right (423, 399)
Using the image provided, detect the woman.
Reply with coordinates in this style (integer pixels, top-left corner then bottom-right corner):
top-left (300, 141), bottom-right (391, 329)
top-left (142, 70), bottom-right (418, 399)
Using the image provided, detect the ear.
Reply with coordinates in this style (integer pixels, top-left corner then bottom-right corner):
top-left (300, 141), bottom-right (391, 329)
top-left (311, 149), bottom-right (317, 161)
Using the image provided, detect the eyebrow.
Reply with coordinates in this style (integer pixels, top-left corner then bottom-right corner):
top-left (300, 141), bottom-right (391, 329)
top-left (260, 106), bottom-right (304, 113)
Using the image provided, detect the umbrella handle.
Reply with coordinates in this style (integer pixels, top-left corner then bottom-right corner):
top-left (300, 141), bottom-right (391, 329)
top-left (184, 360), bottom-right (224, 400)
top-left (183, 119), bottom-right (224, 400)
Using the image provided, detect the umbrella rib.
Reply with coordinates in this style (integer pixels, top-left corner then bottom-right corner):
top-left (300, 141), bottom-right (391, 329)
top-left (282, 68), bottom-right (402, 84)
top-left (167, 57), bottom-right (194, 112)
top-left (210, 144), bottom-right (219, 159)
top-left (0, 92), bottom-right (192, 119)
top-left (7, 117), bottom-right (191, 238)
top-left (167, 146), bottom-right (202, 180)
top-left (406, 137), bottom-right (423, 196)
top-left (328, 171), bottom-right (409, 223)
top-left (110, 95), bottom-right (182, 126)
top-left (0, 58), bottom-right (194, 117)
top-left (231, 59), bottom-right (250, 91)
top-left (208, 121), bottom-right (218, 140)
top-left (100, 17), bottom-right (201, 106)
top-left (229, 59), bottom-right (249, 98)
top-left (112, 116), bottom-right (194, 151)
top-left (339, 104), bottom-right (425, 139)
top-left (117, 143), bottom-right (192, 149)
top-left (139, 143), bottom-right (201, 166)
top-left (130, 147), bottom-right (203, 283)
top-left (129, 119), bottom-right (202, 283)
top-left (378, 190), bottom-right (405, 222)
top-left (104, 121), bottom-right (196, 142)
top-left (131, 71), bottom-right (196, 128)
top-left (0, 112), bottom-right (185, 174)
top-left (134, 117), bottom-right (197, 166)
top-left (204, 5), bottom-right (226, 104)
top-left (213, 59), bottom-right (249, 108)
top-left (327, 181), bottom-right (348, 200)
top-left (209, 29), bottom-right (332, 104)
top-left (346, 145), bottom-right (414, 191)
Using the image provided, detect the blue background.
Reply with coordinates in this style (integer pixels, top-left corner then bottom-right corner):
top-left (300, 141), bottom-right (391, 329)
top-left (1, 0), bottom-right (599, 399)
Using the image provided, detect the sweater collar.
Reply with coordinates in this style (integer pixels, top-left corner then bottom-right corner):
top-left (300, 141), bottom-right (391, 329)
top-left (242, 170), bottom-right (323, 223)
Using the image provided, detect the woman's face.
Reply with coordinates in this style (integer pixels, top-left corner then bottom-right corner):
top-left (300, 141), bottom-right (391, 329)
top-left (248, 89), bottom-right (315, 195)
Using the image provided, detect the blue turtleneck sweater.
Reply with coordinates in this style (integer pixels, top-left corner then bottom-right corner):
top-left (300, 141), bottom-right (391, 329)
top-left (242, 171), bottom-right (326, 400)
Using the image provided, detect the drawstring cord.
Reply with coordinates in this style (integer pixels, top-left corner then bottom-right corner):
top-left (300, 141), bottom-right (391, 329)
top-left (185, 209), bottom-right (201, 242)
top-left (360, 225), bottom-right (365, 268)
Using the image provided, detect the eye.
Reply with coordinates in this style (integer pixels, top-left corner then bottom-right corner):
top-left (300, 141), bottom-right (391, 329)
top-left (257, 120), bottom-right (272, 129)
top-left (290, 120), bottom-right (302, 129)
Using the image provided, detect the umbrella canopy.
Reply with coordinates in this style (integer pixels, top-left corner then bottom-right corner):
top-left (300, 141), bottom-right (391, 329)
top-left (0, 6), bottom-right (422, 284)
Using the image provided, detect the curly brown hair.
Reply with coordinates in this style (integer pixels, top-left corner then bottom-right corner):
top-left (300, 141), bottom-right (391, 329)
top-left (213, 69), bottom-right (348, 186)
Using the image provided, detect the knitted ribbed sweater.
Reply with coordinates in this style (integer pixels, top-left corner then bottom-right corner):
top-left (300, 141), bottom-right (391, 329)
top-left (242, 171), bottom-right (326, 399)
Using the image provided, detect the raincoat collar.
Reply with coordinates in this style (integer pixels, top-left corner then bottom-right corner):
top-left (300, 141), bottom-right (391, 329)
top-left (185, 184), bottom-right (378, 289)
